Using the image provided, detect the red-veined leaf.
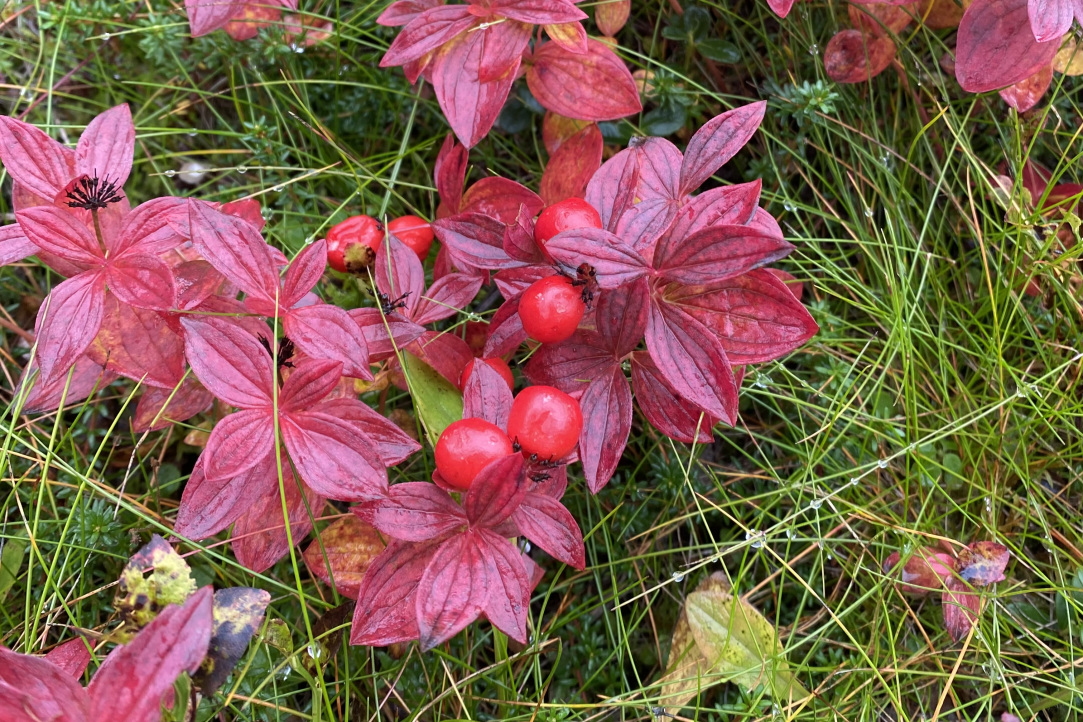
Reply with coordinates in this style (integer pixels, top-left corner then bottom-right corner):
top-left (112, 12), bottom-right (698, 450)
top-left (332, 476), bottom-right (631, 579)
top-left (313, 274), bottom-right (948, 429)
top-left (358, 482), bottom-right (467, 542)
top-left (1028, 0), bottom-right (1074, 41)
top-left (435, 134), bottom-right (468, 215)
top-left (462, 177), bottom-right (546, 223)
top-left (303, 514), bottom-right (386, 600)
top-left (132, 378), bottom-right (213, 432)
top-left (0, 223), bottom-right (37, 266)
top-left (578, 367), bottom-right (632, 493)
top-left (281, 239), bottom-right (328, 309)
top-left (88, 296), bottom-right (184, 388)
top-left (477, 529), bottom-right (531, 643)
top-left (632, 137), bottom-right (683, 200)
top-left (955, 0), bottom-right (1060, 91)
top-left (545, 227), bottom-right (650, 288)
top-left (202, 409), bottom-right (275, 481)
top-left (411, 330), bottom-right (475, 387)
top-left (999, 63), bottom-right (1053, 111)
top-left (464, 453), bottom-right (528, 528)
top-left (185, 0), bottom-right (242, 35)
top-left (942, 577), bottom-right (981, 642)
top-left (0, 115), bottom-right (73, 201)
top-left (106, 253), bottom-right (176, 311)
top-left (380, 5), bottom-right (475, 67)
top-left (595, 0), bottom-right (631, 34)
top-left (351, 539), bottom-right (438, 646)
top-left (596, 276), bottom-right (649, 356)
top-left (188, 200), bottom-right (279, 305)
top-left (87, 587), bottom-right (213, 721)
top-left (478, 21), bottom-right (533, 83)
top-left (824, 30), bottom-right (896, 83)
top-left (494, 264), bottom-right (554, 298)
top-left (645, 301), bottom-right (738, 424)
top-left (614, 197), bottom-right (679, 256)
top-left (669, 181), bottom-right (763, 240)
top-left (113, 196), bottom-right (188, 257)
top-left (20, 355), bottom-right (114, 414)
top-left (629, 351), bottom-right (715, 443)
top-left (432, 30), bottom-right (519, 148)
top-left (75, 104), bottom-right (135, 188)
top-left (175, 453), bottom-right (277, 539)
top-left (463, 359), bottom-right (514, 428)
top-left (512, 492), bottom-right (586, 568)
top-left (181, 316), bottom-right (274, 408)
top-left (0, 647), bottom-right (90, 721)
top-left (416, 532), bottom-right (490, 650)
top-left (679, 102), bottom-right (766, 196)
top-left (955, 541), bottom-right (1010, 586)
top-left (522, 330), bottom-right (616, 393)
top-left (284, 304), bottom-right (372, 380)
top-left (376, 232), bottom-right (425, 318)
top-left (16, 205), bottom-right (104, 266)
top-left (282, 412), bottom-right (389, 501)
top-left (279, 358), bottom-right (343, 412)
top-left (45, 638), bottom-right (93, 680)
top-left (544, 21), bottom-right (588, 52)
top-left (504, 209), bottom-right (546, 264)
top-left (492, 0), bottom-right (587, 23)
top-left (483, 297), bottom-right (529, 357)
top-left (34, 271), bottom-right (106, 386)
top-left (585, 144), bottom-right (641, 231)
top-left (415, 273), bottom-right (485, 325)
top-left (315, 397), bottom-right (421, 465)
top-left (654, 225), bottom-right (794, 285)
top-left (232, 476), bottom-right (323, 573)
top-left (527, 38), bottom-right (642, 121)
top-left (350, 308), bottom-right (425, 360)
top-left (378, 0), bottom-right (443, 26)
top-left (432, 212), bottom-right (519, 270)
top-left (540, 123), bottom-right (604, 206)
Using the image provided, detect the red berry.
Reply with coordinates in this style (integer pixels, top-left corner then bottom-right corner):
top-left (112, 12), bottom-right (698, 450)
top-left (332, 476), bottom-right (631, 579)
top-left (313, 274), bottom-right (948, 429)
top-left (534, 198), bottom-right (602, 246)
top-left (519, 275), bottom-right (585, 344)
top-left (507, 386), bottom-right (582, 460)
top-left (388, 215), bottom-right (435, 259)
top-left (459, 357), bottom-right (515, 392)
top-left (326, 215), bottom-right (383, 273)
top-left (434, 418), bottom-right (514, 491)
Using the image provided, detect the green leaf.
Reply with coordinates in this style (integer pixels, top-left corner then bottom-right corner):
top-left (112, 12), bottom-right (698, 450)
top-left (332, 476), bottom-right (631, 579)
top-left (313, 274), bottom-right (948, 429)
top-left (642, 100), bottom-right (688, 137)
top-left (402, 351), bottom-right (463, 447)
top-left (698, 39), bottom-right (741, 64)
top-left (0, 539), bottom-right (26, 601)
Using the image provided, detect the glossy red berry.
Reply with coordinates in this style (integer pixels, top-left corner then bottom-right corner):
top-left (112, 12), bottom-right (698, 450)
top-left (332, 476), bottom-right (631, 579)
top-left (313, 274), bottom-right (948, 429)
top-left (459, 357), bottom-right (515, 391)
top-left (388, 215), bottom-right (435, 259)
top-left (534, 197), bottom-right (602, 246)
top-left (434, 418), bottom-right (514, 491)
top-left (519, 275), bottom-right (585, 344)
top-left (506, 386), bottom-right (582, 460)
top-left (326, 215), bottom-right (383, 273)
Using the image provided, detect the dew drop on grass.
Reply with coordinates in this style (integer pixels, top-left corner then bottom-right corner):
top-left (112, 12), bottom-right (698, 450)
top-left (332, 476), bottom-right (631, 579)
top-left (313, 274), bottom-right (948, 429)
top-left (671, 570), bottom-right (685, 582)
top-left (272, 185), bottom-right (284, 192)
top-left (784, 201), bottom-right (796, 212)
top-left (102, 32), bottom-right (111, 40)
top-left (809, 498), bottom-right (823, 510)
top-left (877, 459), bottom-right (888, 469)
top-left (238, 166), bottom-right (248, 174)
top-left (849, 478), bottom-right (859, 487)
top-left (864, 206), bottom-right (874, 218)
top-left (164, 169), bottom-right (176, 177)
top-left (305, 236), bottom-right (316, 245)
top-left (808, 44), bottom-right (819, 55)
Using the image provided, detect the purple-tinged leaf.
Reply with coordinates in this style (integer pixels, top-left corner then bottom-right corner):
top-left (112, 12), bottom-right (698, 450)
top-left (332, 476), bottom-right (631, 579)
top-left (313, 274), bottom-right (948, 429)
top-left (1028, 0), bottom-right (1074, 41)
top-left (376, 233), bottom-right (425, 318)
top-left (181, 316), bottom-right (274, 409)
top-left (614, 198), bottom-right (679, 256)
top-left (113, 196), bottom-right (188, 257)
top-left (416, 532), bottom-right (490, 650)
top-left (0, 646), bottom-right (90, 722)
top-left (630, 351), bottom-right (715, 443)
top-left (75, 104), bottom-right (135, 188)
top-left (202, 409), bottom-right (275, 481)
top-left (284, 304), bottom-right (372, 380)
top-left (463, 358), bottom-right (514, 429)
top-left (279, 358), bottom-right (343, 411)
top-left (188, 200), bottom-right (279, 305)
top-left (462, 178), bottom-right (546, 223)
top-left (316, 398), bottom-right (421, 465)
top-left (350, 308), bottom-right (426, 360)
top-left (432, 30), bottom-right (519, 148)
top-left (654, 225), bottom-right (794, 285)
top-left (476, 529), bottom-right (531, 643)
top-left (596, 276), bottom-right (649, 357)
top-left (579, 367), bottom-right (632, 493)
top-left (414, 273), bottom-right (485, 325)
top-left (483, 298), bottom-right (530, 357)
top-left (632, 137), bottom-right (683, 201)
top-left (87, 587), bottom-right (213, 721)
top-left (669, 181), bottom-right (763, 240)
top-left (232, 476), bottom-right (323, 573)
top-left (527, 39), bottom-right (642, 121)
top-left (512, 493), bottom-right (586, 568)
top-left (503, 207), bottom-right (546, 264)
top-left (494, 265), bottom-right (554, 299)
top-left (586, 147), bottom-right (641, 232)
top-left (955, 541), bottom-right (1009, 586)
top-left (351, 539), bottom-right (439, 646)
top-left (357, 482), bottom-right (467, 542)
top-left (435, 134), bottom-right (469, 215)
top-left (540, 123), bottom-right (604, 207)
top-left (16, 205), bottom-right (104, 267)
top-left (175, 453), bottom-right (277, 539)
top-left (106, 253), bottom-right (177, 311)
top-left (942, 577), bottom-right (981, 642)
top-left (432, 212), bottom-right (520, 271)
top-left (282, 412), bottom-right (389, 501)
top-left (34, 271), bottom-right (106, 386)
top-left (522, 330), bottom-right (616, 393)
top-left (545, 227), bottom-right (650, 288)
top-left (281, 239), bottom-right (328, 309)
top-left (380, 5), bottom-right (475, 67)
top-left (477, 21), bottom-right (533, 83)
top-left (0, 115), bottom-right (73, 201)
top-left (185, 0), bottom-right (242, 35)
top-left (492, 0), bottom-right (587, 23)
top-left (883, 548), bottom-right (955, 595)
top-left (20, 355), bottom-right (114, 414)
top-left (464, 453), bottom-right (528, 528)
top-left (679, 102), bottom-right (766, 196)
top-left (955, 0), bottom-right (1060, 92)
top-left (132, 378), bottom-right (213, 433)
top-left (411, 330), bottom-right (475, 387)
top-left (0, 223), bottom-right (38, 266)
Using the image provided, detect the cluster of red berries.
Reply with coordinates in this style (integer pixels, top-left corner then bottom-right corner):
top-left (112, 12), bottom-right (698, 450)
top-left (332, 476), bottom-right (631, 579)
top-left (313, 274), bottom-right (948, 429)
top-left (435, 385), bottom-right (583, 491)
top-left (325, 214), bottom-right (434, 273)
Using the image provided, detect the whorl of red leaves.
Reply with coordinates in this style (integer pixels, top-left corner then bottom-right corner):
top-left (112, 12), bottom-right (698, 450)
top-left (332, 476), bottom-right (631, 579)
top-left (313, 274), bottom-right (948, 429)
top-left (377, 0), bottom-right (641, 147)
top-left (0, 587), bottom-right (213, 722)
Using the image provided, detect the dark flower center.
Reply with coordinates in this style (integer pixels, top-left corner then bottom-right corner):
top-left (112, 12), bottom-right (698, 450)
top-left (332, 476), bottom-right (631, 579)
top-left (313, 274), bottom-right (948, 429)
top-left (65, 176), bottom-right (123, 211)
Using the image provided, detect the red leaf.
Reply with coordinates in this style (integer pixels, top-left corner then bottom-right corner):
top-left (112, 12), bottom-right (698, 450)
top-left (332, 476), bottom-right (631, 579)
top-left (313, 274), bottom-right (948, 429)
top-left (955, 541), bottom-right (1010, 586)
top-left (492, 0), bottom-right (587, 23)
top-left (281, 239), bottom-right (328, 308)
top-left (432, 212), bottom-right (519, 270)
top-left (578, 367), bottom-right (632, 492)
top-left (596, 277), bottom-right (649, 357)
top-left (181, 316), bottom-right (274, 408)
top-left (106, 253), bottom-right (176, 311)
top-left (303, 514), bottom-right (386, 599)
top-left (512, 492), bottom-right (586, 568)
top-left (185, 0), bottom-right (242, 35)
top-left (315, 398), bottom-right (422, 465)
top-left (75, 104), bottom-right (135, 188)
top-left (88, 297), bottom-right (185, 388)
top-left (483, 298), bottom-right (529, 357)
top-left (45, 638), bottom-right (93, 680)
top-left (955, 0), bottom-right (1060, 91)
top-left (680, 102), bottom-right (766, 196)
top-left (133, 378), bottom-right (213, 432)
top-left (350, 308), bottom-right (426, 360)
top-left (585, 145), bottom-right (641, 231)
top-left (0, 115), bottom-right (73, 201)
top-left (432, 30), bottom-right (520, 148)
top-left (175, 453), bottom-right (277, 539)
top-left (494, 264), bottom-right (554, 298)
top-left (380, 5), bottom-right (475, 67)
top-left (463, 358), bottom-right (514, 428)
top-left (414, 273), bottom-right (484, 325)
top-left (824, 30), bottom-right (896, 84)
top-left (279, 358), bottom-right (343, 411)
top-left (34, 271), bottom-right (106, 385)
top-left (114, 196), bottom-right (188, 257)
top-left (351, 540), bottom-right (438, 646)
top-left (645, 301), bottom-right (738, 424)
top-left (767, 0), bottom-right (796, 16)
top-left (416, 532), bottom-right (490, 650)
top-left (542, 112), bottom-right (593, 154)
top-left (1028, 0), bottom-right (1073, 41)
top-left (478, 21), bottom-right (533, 83)
top-left (883, 548), bottom-right (955, 595)
top-left (412, 330), bottom-right (475, 387)
top-left (16, 205), bottom-right (104, 267)
top-left (942, 577), bottom-right (982, 642)
top-left (188, 200), bottom-right (279, 305)
top-left (282, 412), bottom-right (389, 501)
top-left (544, 21), bottom-right (588, 53)
top-left (0, 222), bottom-right (37, 265)
top-left (999, 63), bottom-right (1053, 111)
top-left (630, 351), bottom-right (715, 443)
top-left (378, 0), bottom-right (443, 26)
top-left (20, 355), bottom-right (114, 414)
top-left (669, 181), bottom-right (763, 240)
top-left (435, 134), bottom-right (468, 215)
top-left (463, 453), bottom-right (528, 527)
top-left (595, 0), bottom-right (631, 34)
top-left (613, 198), bottom-right (679, 257)
top-left (87, 587), bottom-right (213, 721)
top-left (654, 225), bottom-right (794, 285)
top-left (522, 330), bottom-right (615, 394)
top-left (0, 646), bottom-right (89, 721)
top-left (527, 39), bottom-right (642, 121)
top-left (545, 227), bottom-right (650, 288)
top-left (462, 178), bottom-right (546, 223)
top-left (627, 137), bottom-right (683, 200)
top-left (359, 482), bottom-right (468, 541)
top-left (284, 304), bottom-right (373, 380)
top-left (540, 124), bottom-right (604, 206)
top-left (476, 529), bottom-right (531, 643)
top-left (232, 476), bottom-right (324, 573)
top-left (848, 2), bottom-right (917, 36)
top-left (202, 409), bottom-right (275, 481)
top-left (664, 269), bottom-right (819, 364)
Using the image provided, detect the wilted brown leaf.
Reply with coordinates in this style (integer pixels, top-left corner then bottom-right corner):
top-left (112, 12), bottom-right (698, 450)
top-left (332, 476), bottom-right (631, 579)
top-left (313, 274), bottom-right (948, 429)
top-left (824, 30), bottom-right (896, 83)
top-left (848, 1), bottom-right (917, 35)
top-left (303, 514), bottom-right (386, 599)
top-left (195, 587), bottom-right (271, 694)
top-left (1000, 64), bottom-right (1053, 112)
top-left (918, 0), bottom-right (964, 28)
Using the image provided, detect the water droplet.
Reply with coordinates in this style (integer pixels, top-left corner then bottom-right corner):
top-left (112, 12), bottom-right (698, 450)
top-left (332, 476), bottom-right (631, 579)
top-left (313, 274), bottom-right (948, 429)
top-left (783, 202), bottom-right (796, 212)
top-left (671, 570), bottom-right (685, 582)
top-left (864, 206), bottom-right (874, 218)
top-left (178, 160), bottom-right (208, 185)
top-left (522, 541), bottom-right (531, 554)
top-left (877, 459), bottom-right (888, 469)
top-left (112, 73), bottom-right (120, 80)
top-left (809, 498), bottom-right (823, 510)
top-left (280, 664), bottom-right (292, 680)
top-left (20, 86), bottom-right (32, 99)
top-left (808, 43), bottom-right (819, 55)
top-left (164, 169), bottom-right (176, 178)
top-left (187, 130), bottom-right (198, 137)
top-left (238, 166), bottom-right (248, 174)
top-left (848, 477), bottom-right (859, 487)
top-left (307, 643), bottom-right (322, 659)
top-left (746, 529), bottom-right (764, 548)
top-left (305, 236), bottom-right (316, 245)
top-left (272, 185), bottom-right (283, 192)
top-left (101, 32), bottom-right (111, 40)
top-left (826, 552), bottom-right (833, 560)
